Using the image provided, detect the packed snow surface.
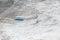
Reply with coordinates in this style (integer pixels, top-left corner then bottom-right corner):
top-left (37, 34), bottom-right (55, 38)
top-left (0, 0), bottom-right (60, 40)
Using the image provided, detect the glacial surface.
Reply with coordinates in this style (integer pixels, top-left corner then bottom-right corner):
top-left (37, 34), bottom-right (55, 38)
top-left (0, 0), bottom-right (60, 40)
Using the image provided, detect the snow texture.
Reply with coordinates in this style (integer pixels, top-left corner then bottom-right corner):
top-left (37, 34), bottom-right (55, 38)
top-left (0, 0), bottom-right (60, 40)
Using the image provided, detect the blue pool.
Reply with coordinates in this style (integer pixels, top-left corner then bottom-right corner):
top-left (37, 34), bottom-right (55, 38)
top-left (15, 17), bottom-right (24, 21)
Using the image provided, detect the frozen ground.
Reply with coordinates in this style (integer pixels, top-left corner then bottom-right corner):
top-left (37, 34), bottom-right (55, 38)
top-left (0, 0), bottom-right (60, 40)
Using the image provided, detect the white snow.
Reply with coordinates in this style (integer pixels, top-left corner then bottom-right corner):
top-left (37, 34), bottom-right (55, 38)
top-left (0, 0), bottom-right (60, 40)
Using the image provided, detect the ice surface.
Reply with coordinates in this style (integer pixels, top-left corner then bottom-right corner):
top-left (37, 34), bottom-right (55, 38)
top-left (0, 0), bottom-right (60, 40)
top-left (0, 0), bottom-right (14, 13)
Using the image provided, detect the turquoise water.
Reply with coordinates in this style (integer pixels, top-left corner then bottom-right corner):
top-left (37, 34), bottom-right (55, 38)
top-left (15, 17), bottom-right (24, 21)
